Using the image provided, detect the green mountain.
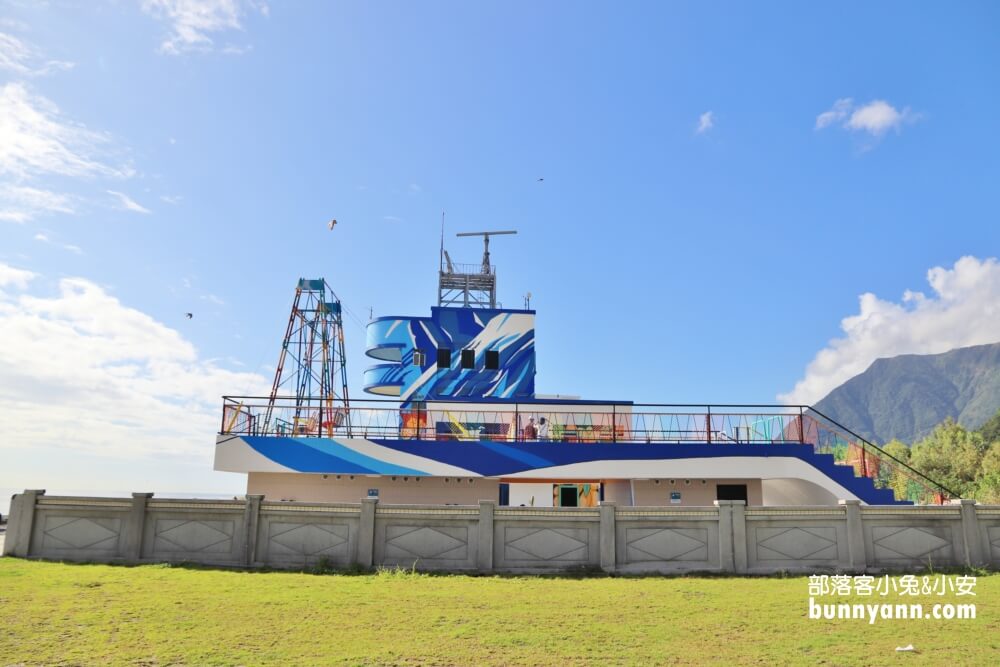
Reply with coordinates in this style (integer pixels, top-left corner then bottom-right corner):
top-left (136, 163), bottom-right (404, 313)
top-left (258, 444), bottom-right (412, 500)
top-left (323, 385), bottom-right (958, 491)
top-left (812, 342), bottom-right (1000, 445)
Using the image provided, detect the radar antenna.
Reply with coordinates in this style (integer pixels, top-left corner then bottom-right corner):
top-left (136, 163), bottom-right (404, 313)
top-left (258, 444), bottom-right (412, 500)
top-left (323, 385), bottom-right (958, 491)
top-left (438, 229), bottom-right (517, 308)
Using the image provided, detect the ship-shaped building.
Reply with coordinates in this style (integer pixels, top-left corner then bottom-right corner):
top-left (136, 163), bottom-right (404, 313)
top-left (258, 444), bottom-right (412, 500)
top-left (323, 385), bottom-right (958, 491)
top-left (215, 232), bottom-right (951, 506)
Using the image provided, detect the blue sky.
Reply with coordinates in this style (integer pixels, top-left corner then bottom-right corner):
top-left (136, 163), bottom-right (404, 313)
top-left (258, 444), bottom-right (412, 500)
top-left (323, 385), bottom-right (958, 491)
top-left (2, 1), bottom-right (999, 497)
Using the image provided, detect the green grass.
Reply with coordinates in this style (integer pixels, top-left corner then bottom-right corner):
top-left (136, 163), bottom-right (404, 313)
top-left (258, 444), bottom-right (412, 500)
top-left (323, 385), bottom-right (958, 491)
top-left (1, 559), bottom-right (997, 666)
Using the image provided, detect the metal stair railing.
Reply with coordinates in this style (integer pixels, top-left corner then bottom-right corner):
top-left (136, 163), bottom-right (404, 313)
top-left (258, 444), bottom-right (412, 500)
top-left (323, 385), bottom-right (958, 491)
top-left (803, 406), bottom-right (957, 504)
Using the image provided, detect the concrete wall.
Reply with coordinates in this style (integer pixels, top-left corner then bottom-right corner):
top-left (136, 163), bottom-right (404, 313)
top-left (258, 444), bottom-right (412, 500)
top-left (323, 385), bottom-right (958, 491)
top-left (248, 472), bottom-right (500, 505)
top-left (508, 483), bottom-right (555, 507)
top-left (630, 479), bottom-right (763, 507)
top-left (761, 478), bottom-right (839, 505)
top-left (4, 491), bottom-right (999, 574)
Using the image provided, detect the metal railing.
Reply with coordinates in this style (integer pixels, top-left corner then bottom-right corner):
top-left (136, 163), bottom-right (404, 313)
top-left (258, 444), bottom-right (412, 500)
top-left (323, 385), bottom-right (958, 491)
top-left (220, 397), bottom-right (955, 504)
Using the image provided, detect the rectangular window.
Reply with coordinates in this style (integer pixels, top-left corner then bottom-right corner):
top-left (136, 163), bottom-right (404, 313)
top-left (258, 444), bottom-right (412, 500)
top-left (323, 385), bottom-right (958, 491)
top-left (461, 349), bottom-right (475, 369)
top-left (412, 349), bottom-right (426, 366)
top-left (436, 348), bottom-right (451, 368)
top-left (485, 350), bottom-right (500, 370)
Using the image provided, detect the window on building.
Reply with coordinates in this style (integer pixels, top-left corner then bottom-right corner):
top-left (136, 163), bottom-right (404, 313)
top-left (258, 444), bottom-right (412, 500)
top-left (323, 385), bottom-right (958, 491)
top-left (485, 350), bottom-right (500, 370)
top-left (461, 349), bottom-right (475, 369)
top-left (412, 349), bottom-right (426, 366)
top-left (436, 348), bottom-right (451, 368)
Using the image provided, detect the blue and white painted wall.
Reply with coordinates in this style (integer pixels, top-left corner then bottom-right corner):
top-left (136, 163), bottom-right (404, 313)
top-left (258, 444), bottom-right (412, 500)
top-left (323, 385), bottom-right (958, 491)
top-left (363, 306), bottom-right (536, 402)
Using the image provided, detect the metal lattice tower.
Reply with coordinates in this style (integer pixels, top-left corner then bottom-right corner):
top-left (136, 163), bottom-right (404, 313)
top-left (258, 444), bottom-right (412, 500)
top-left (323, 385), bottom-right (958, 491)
top-left (438, 230), bottom-right (517, 308)
top-left (264, 278), bottom-right (351, 437)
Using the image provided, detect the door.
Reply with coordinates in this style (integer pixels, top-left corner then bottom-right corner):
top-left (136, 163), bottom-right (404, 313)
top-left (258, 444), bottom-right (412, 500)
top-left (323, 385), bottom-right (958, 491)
top-left (558, 485), bottom-right (578, 507)
top-left (716, 484), bottom-right (748, 503)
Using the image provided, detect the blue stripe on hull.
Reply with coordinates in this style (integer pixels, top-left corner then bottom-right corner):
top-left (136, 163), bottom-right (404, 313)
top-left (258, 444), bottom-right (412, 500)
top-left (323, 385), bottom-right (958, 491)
top-left (239, 437), bottom-right (909, 505)
top-left (244, 437), bottom-right (426, 475)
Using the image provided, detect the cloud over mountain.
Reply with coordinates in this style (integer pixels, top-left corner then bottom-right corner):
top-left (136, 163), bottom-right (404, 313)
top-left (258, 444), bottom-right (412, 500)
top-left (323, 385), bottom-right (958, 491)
top-left (780, 256), bottom-right (1000, 405)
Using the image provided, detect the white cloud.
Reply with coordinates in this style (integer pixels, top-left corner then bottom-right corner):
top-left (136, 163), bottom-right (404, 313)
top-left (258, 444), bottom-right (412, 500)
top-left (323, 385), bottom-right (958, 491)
top-left (160, 194), bottom-right (182, 204)
top-left (696, 111), bottom-right (714, 134)
top-left (0, 82), bottom-right (131, 181)
top-left (383, 215), bottom-right (402, 223)
top-left (220, 43), bottom-right (252, 55)
top-left (107, 189), bottom-right (151, 214)
top-left (0, 83), bottom-right (136, 223)
top-left (408, 183), bottom-right (422, 194)
top-left (32, 231), bottom-right (83, 254)
top-left (815, 98), bottom-right (916, 136)
top-left (141, 0), bottom-right (268, 55)
top-left (0, 31), bottom-right (74, 76)
top-left (200, 293), bottom-right (224, 305)
top-left (815, 98), bottom-right (852, 129)
top-left (780, 256), bottom-right (1000, 405)
top-left (0, 262), bottom-right (35, 289)
top-left (0, 263), bottom-right (266, 460)
top-left (0, 184), bottom-right (75, 223)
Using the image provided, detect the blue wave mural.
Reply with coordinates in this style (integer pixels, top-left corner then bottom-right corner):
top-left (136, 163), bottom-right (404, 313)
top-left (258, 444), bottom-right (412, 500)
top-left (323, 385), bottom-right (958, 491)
top-left (364, 306), bottom-right (535, 402)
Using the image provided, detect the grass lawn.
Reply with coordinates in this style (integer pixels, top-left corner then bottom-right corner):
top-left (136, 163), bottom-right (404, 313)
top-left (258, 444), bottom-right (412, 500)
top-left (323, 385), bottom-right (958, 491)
top-left (0, 559), bottom-right (997, 666)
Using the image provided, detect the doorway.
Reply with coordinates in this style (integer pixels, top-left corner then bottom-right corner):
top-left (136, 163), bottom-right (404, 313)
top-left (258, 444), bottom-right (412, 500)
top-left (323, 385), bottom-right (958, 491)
top-left (716, 484), bottom-right (748, 504)
top-left (558, 485), bottom-right (578, 507)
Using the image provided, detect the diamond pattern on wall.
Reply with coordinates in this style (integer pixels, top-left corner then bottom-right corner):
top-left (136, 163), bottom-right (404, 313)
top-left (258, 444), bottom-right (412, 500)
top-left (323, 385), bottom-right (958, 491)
top-left (873, 526), bottom-right (951, 561)
top-left (504, 527), bottom-right (588, 561)
top-left (154, 519), bottom-right (234, 554)
top-left (625, 528), bottom-right (708, 562)
top-left (385, 525), bottom-right (469, 560)
top-left (269, 522), bottom-right (349, 558)
top-left (988, 527), bottom-right (1000, 562)
top-left (42, 516), bottom-right (121, 551)
top-left (756, 527), bottom-right (838, 561)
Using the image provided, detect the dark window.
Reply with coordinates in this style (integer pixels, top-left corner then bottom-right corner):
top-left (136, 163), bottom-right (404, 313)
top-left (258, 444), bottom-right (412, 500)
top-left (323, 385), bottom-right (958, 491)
top-left (716, 484), bottom-right (748, 503)
top-left (558, 486), bottom-right (578, 507)
top-left (461, 349), bottom-right (475, 369)
top-left (436, 348), bottom-right (451, 368)
top-left (485, 350), bottom-right (500, 370)
top-left (412, 349), bottom-right (426, 366)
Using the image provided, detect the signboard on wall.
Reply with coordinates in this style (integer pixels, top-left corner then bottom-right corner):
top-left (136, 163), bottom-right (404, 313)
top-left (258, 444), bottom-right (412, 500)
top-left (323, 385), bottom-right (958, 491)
top-left (367, 488), bottom-right (379, 497)
top-left (670, 491), bottom-right (681, 504)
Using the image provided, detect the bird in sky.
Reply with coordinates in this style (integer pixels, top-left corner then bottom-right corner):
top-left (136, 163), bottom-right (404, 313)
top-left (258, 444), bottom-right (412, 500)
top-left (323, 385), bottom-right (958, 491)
top-left (185, 312), bottom-right (193, 319)
top-left (328, 219), bottom-right (338, 230)
top-left (537, 178), bottom-right (544, 182)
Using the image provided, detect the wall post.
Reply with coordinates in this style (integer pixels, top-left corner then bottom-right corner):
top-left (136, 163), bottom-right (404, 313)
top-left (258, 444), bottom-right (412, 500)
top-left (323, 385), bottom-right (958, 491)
top-left (599, 501), bottom-right (617, 572)
top-left (478, 500), bottom-right (495, 572)
top-left (952, 499), bottom-right (983, 567)
top-left (242, 495), bottom-right (263, 567)
top-left (715, 500), bottom-right (735, 573)
top-left (4, 490), bottom-right (44, 558)
top-left (732, 500), bottom-right (747, 574)
top-left (839, 499), bottom-right (866, 572)
top-left (357, 497), bottom-right (378, 568)
top-left (126, 493), bottom-right (153, 561)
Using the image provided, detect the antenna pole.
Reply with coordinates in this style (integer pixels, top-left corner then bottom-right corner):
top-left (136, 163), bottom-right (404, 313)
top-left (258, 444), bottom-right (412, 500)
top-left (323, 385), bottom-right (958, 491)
top-left (442, 230), bottom-right (517, 309)
top-left (439, 211), bottom-right (445, 272)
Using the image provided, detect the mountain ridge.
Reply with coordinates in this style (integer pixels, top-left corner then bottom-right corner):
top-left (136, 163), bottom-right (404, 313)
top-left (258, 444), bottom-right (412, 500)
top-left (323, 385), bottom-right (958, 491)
top-left (812, 342), bottom-right (1000, 445)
